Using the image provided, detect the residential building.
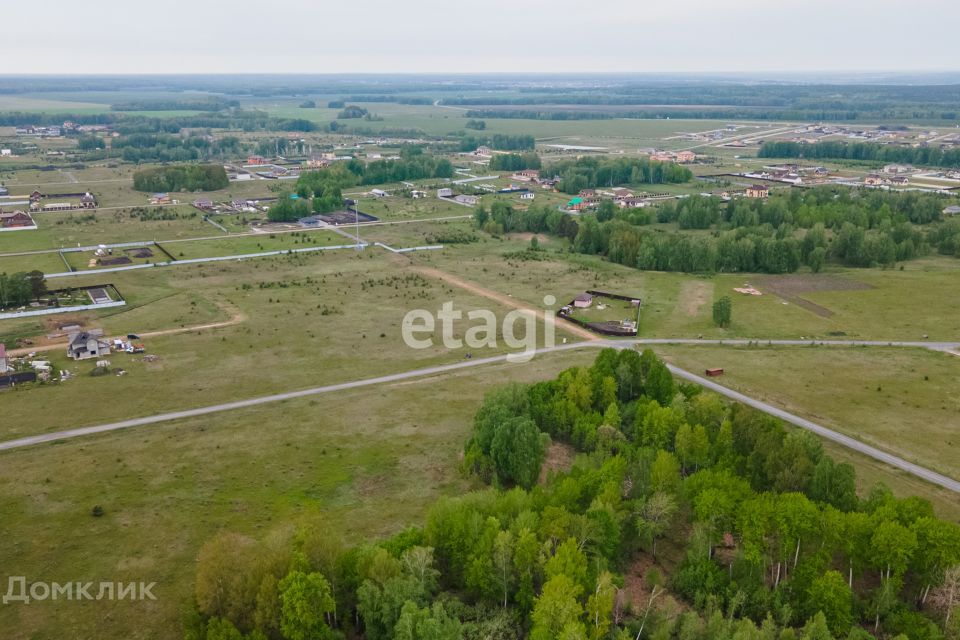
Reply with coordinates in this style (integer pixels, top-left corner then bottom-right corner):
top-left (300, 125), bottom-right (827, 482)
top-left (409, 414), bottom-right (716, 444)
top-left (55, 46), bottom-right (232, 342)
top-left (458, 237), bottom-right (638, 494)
top-left (675, 151), bottom-right (696, 163)
top-left (520, 192), bottom-right (535, 200)
top-left (618, 197), bottom-right (647, 209)
top-left (304, 156), bottom-right (329, 169)
top-left (150, 193), bottom-right (172, 205)
top-left (454, 194), bottom-right (478, 206)
top-left (80, 193), bottom-right (97, 209)
top-left (369, 189), bottom-right (389, 198)
top-left (610, 188), bottom-right (634, 199)
top-left (473, 146), bottom-right (493, 157)
top-left (511, 169), bottom-right (540, 182)
top-left (247, 155), bottom-right (268, 166)
top-left (193, 198), bottom-right (214, 211)
top-left (67, 332), bottom-right (111, 361)
top-left (437, 188), bottom-right (454, 198)
top-left (883, 163), bottom-right (913, 174)
top-left (745, 184), bottom-right (770, 199)
top-left (864, 174), bottom-right (889, 186)
top-left (943, 205), bottom-right (960, 216)
top-left (0, 211), bottom-right (35, 229)
top-left (411, 190), bottom-right (427, 199)
top-left (0, 343), bottom-right (7, 373)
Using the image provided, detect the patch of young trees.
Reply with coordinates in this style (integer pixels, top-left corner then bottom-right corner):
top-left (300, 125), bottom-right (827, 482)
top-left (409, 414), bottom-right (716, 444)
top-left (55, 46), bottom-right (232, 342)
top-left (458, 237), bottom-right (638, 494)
top-left (132, 164), bottom-right (229, 193)
top-left (337, 105), bottom-right (369, 119)
top-left (550, 156), bottom-right (693, 194)
top-left (457, 134), bottom-right (536, 152)
top-left (186, 348), bottom-right (960, 640)
top-left (0, 271), bottom-right (46, 308)
top-left (489, 153), bottom-right (541, 172)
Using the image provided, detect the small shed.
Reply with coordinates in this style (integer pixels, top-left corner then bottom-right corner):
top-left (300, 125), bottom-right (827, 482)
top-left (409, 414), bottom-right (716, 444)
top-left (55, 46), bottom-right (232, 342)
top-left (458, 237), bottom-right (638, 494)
top-left (705, 368), bottom-right (724, 377)
top-left (573, 293), bottom-right (594, 309)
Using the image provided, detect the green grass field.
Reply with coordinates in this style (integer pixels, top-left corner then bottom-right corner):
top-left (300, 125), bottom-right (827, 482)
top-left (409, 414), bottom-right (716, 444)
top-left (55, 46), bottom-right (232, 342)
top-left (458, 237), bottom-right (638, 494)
top-left (0, 347), bottom-right (597, 639)
top-left (658, 344), bottom-right (960, 485)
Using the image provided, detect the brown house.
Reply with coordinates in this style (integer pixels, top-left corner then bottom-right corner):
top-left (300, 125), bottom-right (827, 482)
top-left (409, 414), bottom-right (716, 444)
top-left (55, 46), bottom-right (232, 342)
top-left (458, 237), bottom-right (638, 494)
top-left (745, 185), bottom-right (769, 199)
top-left (0, 211), bottom-right (34, 229)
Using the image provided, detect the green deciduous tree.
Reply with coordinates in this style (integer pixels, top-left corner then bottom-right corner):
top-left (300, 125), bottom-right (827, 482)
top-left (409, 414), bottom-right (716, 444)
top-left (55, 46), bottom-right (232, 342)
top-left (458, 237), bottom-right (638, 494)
top-left (277, 570), bottom-right (336, 640)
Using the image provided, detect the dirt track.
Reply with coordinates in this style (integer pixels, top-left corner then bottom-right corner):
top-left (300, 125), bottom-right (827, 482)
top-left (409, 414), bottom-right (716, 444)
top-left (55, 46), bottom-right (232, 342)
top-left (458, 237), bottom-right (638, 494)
top-left (413, 266), bottom-right (599, 341)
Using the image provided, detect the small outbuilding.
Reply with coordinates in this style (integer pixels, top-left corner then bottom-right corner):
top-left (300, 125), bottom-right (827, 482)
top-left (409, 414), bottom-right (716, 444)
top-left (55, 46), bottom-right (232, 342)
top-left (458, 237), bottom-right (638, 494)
top-left (705, 368), bottom-right (724, 377)
top-left (573, 293), bottom-right (594, 309)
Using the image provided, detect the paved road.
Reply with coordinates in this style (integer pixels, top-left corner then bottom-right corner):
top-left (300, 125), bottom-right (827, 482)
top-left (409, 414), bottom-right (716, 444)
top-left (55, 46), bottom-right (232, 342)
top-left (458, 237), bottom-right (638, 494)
top-left (1, 338), bottom-right (958, 495)
top-left (631, 338), bottom-right (960, 352)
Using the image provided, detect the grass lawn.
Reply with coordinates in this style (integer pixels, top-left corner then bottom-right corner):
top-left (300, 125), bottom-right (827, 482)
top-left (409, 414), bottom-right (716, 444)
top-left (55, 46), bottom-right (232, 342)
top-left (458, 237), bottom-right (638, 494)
top-left (657, 344), bottom-right (960, 486)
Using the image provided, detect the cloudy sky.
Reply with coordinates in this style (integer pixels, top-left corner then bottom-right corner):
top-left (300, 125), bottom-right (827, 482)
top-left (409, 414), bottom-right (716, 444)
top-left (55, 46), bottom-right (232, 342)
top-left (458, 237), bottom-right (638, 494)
top-left (3, 0), bottom-right (958, 74)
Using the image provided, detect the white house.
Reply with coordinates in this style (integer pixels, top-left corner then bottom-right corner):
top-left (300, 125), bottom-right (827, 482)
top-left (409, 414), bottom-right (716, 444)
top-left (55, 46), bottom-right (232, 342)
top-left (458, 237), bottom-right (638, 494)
top-left (67, 332), bottom-right (111, 361)
top-left (437, 188), bottom-right (454, 198)
top-left (520, 192), bottom-right (535, 200)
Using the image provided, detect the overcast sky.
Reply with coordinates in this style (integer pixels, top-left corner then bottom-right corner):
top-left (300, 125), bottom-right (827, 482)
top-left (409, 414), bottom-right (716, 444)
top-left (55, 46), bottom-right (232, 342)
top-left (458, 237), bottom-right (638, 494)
top-left (3, 0), bottom-right (958, 75)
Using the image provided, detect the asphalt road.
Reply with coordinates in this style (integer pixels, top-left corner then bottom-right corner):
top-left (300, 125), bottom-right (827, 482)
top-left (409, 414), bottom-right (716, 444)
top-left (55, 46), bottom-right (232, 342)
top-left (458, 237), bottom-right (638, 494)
top-left (1, 338), bottom-right (957, 494)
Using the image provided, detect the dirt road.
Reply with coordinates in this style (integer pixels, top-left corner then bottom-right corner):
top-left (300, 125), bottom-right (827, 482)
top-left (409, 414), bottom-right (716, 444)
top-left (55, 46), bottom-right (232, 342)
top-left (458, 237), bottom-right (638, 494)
top-left (413, 266), bottom-right (599, 341)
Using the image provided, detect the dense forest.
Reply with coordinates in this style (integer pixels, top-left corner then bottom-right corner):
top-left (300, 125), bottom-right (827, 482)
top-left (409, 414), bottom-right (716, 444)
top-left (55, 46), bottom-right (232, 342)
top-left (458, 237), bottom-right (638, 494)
top-left (131, 164), bottom-right (230, 193)
top-left (477, 188), bottom-right (959, 273)
top-left (184, 349), bottom-right (960, 640)
top-left (758, 142), bottom-right (960, 169)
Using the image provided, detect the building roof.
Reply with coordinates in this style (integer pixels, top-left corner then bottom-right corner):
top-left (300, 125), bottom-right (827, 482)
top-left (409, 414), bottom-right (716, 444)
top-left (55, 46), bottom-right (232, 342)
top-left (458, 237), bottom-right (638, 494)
top-left (944, 205), bottom-right (960, 214)
top-left (567, 197), bottom-right (584, 206)
top-left (0, 343), bottom-right (6, 359)
top-left (574, 293), bottom-right (594, 302)
top-left (67, 331), bottom-right (107, 349)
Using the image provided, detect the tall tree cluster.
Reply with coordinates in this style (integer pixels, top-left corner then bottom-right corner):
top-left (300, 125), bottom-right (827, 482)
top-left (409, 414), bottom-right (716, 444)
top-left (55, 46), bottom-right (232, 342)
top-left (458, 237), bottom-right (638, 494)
top-left (187, 349), bottom-right (960, 640)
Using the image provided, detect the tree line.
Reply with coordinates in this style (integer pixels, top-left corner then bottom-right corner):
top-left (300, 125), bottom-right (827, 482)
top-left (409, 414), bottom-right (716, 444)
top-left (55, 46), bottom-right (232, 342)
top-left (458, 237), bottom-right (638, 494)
top-left (550, 157), bottom-right (692, 194)
top-left (489, 153), bottom-right (542, 172)
top-left (110, 97), bottom-right (239, 112)
top-left (457, 134), bottom-right (536, 152)
top-left (132, 164), bottom-right (229, 193)
top-left (185, 348), bottom-right (960, 640)
top-left (0, 271), bottom-right (47, 308)
top-left (479, 187), bottom-right (959, 273)
top-left (759, 142), bottom-right (960, 170)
